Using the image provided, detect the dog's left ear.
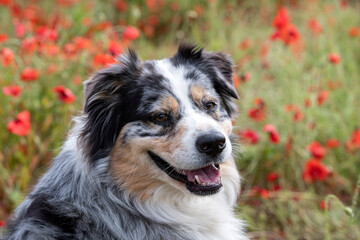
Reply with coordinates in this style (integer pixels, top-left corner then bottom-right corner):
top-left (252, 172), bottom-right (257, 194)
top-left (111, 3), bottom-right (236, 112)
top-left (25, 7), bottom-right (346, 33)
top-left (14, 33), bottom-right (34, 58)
top-left (203, 51), bottom-right (239, 99)
top-left (203, 51), bottom-right (239, 117)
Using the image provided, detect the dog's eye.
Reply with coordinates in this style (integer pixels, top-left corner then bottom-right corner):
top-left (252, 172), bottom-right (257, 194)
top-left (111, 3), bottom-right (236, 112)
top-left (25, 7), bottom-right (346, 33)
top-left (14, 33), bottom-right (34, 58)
top-left (154, 113), bottom-right (169, 123)
top-left (204, 101), bottom-right (217, 111)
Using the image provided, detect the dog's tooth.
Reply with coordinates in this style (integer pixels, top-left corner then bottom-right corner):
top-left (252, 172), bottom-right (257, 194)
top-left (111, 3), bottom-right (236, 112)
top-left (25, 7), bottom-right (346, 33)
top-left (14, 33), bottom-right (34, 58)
top-left (195, 175), bottom-right (201, 184)
top-left (182, 170), bottom-right (186, 175)
top-left (213, 163), bottom-right (219, 170)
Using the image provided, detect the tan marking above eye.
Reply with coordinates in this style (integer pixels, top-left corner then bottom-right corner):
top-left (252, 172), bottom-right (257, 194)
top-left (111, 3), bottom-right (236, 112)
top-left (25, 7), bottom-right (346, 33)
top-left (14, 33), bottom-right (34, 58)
top-left (190, 85), bottom-right (206, 105)
top-left (190, 86), bottom-right (218, 107)
top-left (158, 96), bottom-right (179, 114)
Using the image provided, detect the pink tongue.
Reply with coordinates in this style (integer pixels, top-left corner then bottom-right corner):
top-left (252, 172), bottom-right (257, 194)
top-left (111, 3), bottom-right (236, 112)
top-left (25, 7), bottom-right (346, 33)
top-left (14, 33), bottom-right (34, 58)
top-left (184, 165), bottom-right (220, 183)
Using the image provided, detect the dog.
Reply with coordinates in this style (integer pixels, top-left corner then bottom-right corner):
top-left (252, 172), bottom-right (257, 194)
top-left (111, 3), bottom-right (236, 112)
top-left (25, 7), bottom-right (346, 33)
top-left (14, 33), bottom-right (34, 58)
top-left (4, 44), bottom-right (248, 240)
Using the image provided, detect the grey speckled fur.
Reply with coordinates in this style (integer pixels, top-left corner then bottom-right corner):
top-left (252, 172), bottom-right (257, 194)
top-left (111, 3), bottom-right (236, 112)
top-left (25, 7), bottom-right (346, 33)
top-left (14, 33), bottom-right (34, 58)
top-left (5, 148), bottom-right (191, 240)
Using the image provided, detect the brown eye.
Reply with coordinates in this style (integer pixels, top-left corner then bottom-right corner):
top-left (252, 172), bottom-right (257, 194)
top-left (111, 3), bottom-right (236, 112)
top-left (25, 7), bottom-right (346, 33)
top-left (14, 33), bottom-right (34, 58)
top-left (154, 113), bottom-right (168, 123)
top-left (204, 101), bottom-right (217, 111)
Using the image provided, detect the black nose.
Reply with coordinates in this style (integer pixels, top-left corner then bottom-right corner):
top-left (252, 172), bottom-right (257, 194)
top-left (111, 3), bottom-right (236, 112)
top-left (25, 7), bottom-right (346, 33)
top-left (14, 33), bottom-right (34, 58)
top-left (195, 132), bottom-right (226, 156)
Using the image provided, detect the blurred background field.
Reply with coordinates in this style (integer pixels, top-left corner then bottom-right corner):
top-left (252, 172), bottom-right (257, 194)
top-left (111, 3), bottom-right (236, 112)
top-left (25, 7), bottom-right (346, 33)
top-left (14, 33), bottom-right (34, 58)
top-left (0, 0), bottom-right (359, 239)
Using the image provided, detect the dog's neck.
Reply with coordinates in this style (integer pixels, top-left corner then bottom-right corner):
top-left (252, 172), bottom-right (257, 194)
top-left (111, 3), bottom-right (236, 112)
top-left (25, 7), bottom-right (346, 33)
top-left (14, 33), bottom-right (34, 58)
top-left (128, 164), bottom-right (244, 240)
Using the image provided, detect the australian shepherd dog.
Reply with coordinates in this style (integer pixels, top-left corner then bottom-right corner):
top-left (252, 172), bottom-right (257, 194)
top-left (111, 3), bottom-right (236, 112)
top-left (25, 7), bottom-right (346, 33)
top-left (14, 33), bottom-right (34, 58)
top-left (4, 44), bottom-right (248, 240)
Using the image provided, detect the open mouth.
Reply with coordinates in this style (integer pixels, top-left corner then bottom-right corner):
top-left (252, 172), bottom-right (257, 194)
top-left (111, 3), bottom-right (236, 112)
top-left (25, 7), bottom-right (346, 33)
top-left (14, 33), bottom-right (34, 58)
top-left (148, 151), bottom-right (222, 196)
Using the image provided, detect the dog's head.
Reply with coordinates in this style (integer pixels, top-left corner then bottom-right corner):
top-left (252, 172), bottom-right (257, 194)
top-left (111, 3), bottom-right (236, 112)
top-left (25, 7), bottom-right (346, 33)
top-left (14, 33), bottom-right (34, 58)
top-left (81, 44), bottom-right (239, 198)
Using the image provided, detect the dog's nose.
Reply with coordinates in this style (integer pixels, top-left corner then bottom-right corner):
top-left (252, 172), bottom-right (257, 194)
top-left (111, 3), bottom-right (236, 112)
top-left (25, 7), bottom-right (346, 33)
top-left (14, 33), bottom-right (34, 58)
top-left (195, 132), bottom-right (226, 156)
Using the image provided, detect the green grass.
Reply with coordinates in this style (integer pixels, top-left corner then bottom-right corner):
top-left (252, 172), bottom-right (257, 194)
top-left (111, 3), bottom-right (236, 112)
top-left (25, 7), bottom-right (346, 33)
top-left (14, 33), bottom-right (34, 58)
top-left (0, 0), bottom-right (359, 239)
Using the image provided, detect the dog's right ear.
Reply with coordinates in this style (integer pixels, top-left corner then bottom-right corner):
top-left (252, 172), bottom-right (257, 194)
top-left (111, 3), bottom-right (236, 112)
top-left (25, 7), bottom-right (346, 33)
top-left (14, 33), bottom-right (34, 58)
top-left (81, 50), bottom-right (141, 162)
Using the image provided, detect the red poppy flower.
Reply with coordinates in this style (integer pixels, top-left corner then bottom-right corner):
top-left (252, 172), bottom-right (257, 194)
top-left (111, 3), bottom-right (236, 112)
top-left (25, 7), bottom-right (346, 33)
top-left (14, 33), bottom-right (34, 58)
top-left (327, 80), bottom-right (342, 90)
top-left (73, 75), bottom-right (82, 85)
top-left (64, 43), bottom-right (77, 56)
top-left (7, 110), bottom-right (31, 136)
top-left (1, 47), bottom-right (14, 66)
top-left (280, 24), bottom-right (300, 45)
top-left (233, 75), bottom-right (240, 89)
top-left (20, 68), bottom-right (39, 82)
top-left (326, 138), bottom-right (340, 149)
top-left (308, 18), bottom-right (322, 34)
top-left (317, 90), bottom-right (329, 106)
top-left (238, 129), bottom-right (259, 145)
top-left (263, 124), bottom-right (280, 144)
top-left (307, 141), bottom-right (327, 159)
top-left (115, 0), bottom-right (127, 12)
top-left (271, 185), bottom-right (281, 191)
top-left (328, 53), bottom-right (341, 64)
top-left (271, 7), bottom-right (301, 46)
top-left (240, 72), bottom-right (252, 82)
top-left (249, 186), bottom-right (260, 197)
top-left (40, 43), bottom-right (60, 56)
top-left (302, 159), bottom-right (329, 183)
top-left (239, 38), bottom-right (251, 50)
top-left (345, 129), bottom-right (360, 152)
top-left (146, 0), bottom-right (158, 11)
top-left (304, 98), bottom-right (311, 108)
top-left (288, 26), bottom-right (300, 43)
top-left (123, 26), bottom-right (140, 41)
top-left (13, 19), bottom-right (26, 38)
top-left (53, 85), bottom-right (76, 104)
top-left (0, 33), bottom-right (8, 43)
top-left (194, 4), bottom-right (204, 16)
top-left (108, 40), bottom-right (123, 56)
top-left (73, 36), bottom-right (92, 50)
top-left (272, 7), bottom-right (290, 30)
top-left (319, 200), bottom-right (330, 210)
top-left (0, 220), bottom-right (4, 227)
top-left (349, 27), bottom-right (359, 37)
top-left (284, 104), bottom-right (294, 112)
top-left (267, 172), bottom-right (279, 182)
top-left (35, 27), bottom-right (58, 42)
top-left (292, 109), bottom-right (304, 122)
top-left (248, 98), bottom-right (266, 121)
top-left (21, 37), bottom-right (37, 54)
top-left (92, 53), bottom-right (116, 67)
top-left (2, 85), bottom-right (21, 97)
top-left (258, 189), bottom-right (270, 199)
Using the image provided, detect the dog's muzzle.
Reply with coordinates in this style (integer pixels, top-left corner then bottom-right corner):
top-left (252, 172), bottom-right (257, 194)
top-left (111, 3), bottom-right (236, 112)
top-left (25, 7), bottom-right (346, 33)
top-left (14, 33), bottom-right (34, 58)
top-left (148, 151), bottom-right (222, 196)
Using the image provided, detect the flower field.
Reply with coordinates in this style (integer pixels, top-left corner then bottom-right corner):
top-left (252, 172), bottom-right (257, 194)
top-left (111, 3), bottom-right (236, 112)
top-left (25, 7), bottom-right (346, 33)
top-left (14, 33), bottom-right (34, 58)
top-left (0, 0), bottom-right (359, 239)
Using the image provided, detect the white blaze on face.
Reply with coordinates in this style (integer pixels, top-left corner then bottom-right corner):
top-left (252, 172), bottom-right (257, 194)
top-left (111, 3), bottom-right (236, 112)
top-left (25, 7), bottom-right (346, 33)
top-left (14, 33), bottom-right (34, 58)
top-left (155, 59), bottom-right (232, 170)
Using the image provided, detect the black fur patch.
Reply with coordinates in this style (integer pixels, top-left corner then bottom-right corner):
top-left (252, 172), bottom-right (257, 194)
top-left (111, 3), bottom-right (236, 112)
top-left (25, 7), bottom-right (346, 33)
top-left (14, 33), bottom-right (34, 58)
top-left (24, 196), bottom-right (77, 236)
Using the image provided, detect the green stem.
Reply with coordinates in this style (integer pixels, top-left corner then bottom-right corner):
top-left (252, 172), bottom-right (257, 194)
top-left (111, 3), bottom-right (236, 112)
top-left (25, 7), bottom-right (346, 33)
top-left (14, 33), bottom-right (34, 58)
top-left (324, 194), bottom-right (347, 240)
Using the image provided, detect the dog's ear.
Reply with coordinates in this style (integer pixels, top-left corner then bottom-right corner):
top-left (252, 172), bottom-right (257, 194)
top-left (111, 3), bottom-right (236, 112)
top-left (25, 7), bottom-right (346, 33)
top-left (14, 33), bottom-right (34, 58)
top-left (83, 50), bottom-right (140, 104)
top-left (81, 50), bottom-right (141, 162)
top-left (203, 51), bottom-right (239, 100)
top-left (202, 51), bottom-right (239, 117)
